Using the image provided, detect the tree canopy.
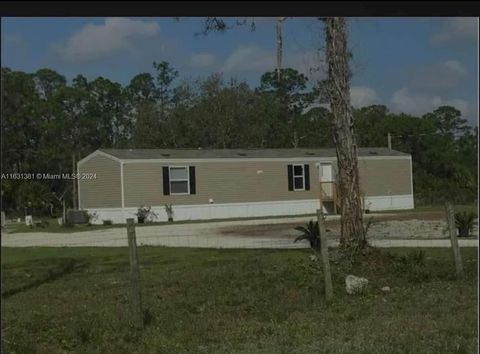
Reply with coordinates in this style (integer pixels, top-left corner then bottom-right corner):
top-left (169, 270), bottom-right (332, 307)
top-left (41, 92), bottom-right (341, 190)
top-left (1, 63), bottom-right (477, 214)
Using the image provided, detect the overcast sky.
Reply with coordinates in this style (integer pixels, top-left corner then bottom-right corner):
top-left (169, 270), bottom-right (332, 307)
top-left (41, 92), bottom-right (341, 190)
top-left (2, 17), bottom-right (478, 125)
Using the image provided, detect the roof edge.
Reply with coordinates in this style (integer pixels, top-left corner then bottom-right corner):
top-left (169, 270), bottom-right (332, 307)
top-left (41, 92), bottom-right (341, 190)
top-left (78, 149), bottom-right (122, 166)
top-left (92, 147), bottom-right (410, 161)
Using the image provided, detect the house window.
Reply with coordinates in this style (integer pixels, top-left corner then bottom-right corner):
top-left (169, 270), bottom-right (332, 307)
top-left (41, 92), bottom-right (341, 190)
top-left (169, 166), bottom-right (190, 195)
top-left (293, 164), bottom-right (305, 191)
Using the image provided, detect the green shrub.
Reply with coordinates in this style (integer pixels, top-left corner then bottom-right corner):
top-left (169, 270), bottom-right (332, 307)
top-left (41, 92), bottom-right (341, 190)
top-left (455, 211), bottom-right (476, 237)
top-left (87, 211), bottom-right (98, 225)
top-left (136, 205), bottom-right (158, 223)
top-left (103, 220), bottom-right (112, 226)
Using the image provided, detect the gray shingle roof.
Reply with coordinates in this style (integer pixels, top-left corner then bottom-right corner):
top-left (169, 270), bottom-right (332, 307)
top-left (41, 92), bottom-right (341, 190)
top-left (99, 148), bottom-right (409, 160)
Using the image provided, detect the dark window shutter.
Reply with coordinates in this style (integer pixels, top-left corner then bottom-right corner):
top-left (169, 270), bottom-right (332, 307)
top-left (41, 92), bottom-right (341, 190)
top-left (189, 166), bottom-right (196, 195)
top-left (304, 164), bottom-right (310, 190)
top-left (162, 166), bottom-right (170, 195)
top-left (287, 164), bottom-right (293, 191)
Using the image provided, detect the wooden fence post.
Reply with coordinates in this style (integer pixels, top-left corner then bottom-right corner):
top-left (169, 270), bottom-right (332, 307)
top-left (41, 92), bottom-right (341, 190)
top-left (62, 199), bottom-right (66, 225)
top-left (127, 218), bottom-right (144, 328)
top-left (317, 209), bottom-right (333, 302)
top-left (445, 203), bottom-right (464, 279)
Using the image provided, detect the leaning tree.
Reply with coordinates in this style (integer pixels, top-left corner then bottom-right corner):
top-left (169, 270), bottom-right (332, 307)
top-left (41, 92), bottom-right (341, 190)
top-left (323, 17), bottom-right (365, 250)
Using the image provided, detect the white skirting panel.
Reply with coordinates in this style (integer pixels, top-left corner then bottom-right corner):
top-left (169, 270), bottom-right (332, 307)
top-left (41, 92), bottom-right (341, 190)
top-left (364, 194), bottom-right (414, 211)
top-left (84, 194), bottom-right (414, 224)
top-left (86, 199), bottom-right (321, 224)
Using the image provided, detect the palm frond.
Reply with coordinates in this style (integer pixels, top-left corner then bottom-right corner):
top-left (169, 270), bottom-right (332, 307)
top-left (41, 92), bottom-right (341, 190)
top-left (455, 211), bottom-right (477, 237)
top-left (294, 226), bottom-right (310, 234)
top-left (293, 220), bottom-right (321, 250)
top-left (294, 234), bottom-right (308, 243)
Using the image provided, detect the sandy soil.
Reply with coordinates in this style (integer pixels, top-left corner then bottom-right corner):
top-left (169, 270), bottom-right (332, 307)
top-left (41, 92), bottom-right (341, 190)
top-left (1, 212), bottom-right (478, 248)
top-left (219, 214), bottom-right (479, 240)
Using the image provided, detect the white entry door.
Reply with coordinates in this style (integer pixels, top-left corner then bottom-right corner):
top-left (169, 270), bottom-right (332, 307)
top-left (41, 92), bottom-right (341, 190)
top-left (320, 163), bottom-right (333, 182)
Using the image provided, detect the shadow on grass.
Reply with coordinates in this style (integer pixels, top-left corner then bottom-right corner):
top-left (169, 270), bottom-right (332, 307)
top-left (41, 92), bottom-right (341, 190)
top-left (1, 258), bottom-right (89, 299)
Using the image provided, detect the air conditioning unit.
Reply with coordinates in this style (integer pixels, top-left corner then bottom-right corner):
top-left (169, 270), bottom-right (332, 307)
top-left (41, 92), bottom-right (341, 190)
top-left (67, 210), bottom-right (89, 224)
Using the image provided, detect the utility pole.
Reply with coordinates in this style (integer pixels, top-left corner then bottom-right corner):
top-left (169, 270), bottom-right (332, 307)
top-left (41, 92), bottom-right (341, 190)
top-left (72, 152), bottom-right (77, 209)
top-left (387, 133), bottom-right (392, 150)
top-left (52, 190), bottom-right (67, 225)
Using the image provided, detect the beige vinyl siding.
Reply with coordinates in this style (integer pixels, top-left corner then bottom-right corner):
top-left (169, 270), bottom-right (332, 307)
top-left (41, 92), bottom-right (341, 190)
top-left (124, 161), bottom-right (320, 207)
top-left (78, 155), bottom-right (122, 208)
top-left (359, 158), bottom-right (412, 196)
top-left (78, 152), bottom-right (412, 209)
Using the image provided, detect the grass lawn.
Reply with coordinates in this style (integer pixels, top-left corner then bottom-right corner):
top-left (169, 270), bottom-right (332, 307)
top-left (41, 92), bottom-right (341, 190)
top-left (5, 219), bottom-right (125, 234)
top-left (1, 246), bottom-right (477, 354)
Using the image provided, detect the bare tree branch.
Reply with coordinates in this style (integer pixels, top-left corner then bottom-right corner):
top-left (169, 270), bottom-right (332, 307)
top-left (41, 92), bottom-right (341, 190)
top-left (196, 17), bottom-right (257, 36)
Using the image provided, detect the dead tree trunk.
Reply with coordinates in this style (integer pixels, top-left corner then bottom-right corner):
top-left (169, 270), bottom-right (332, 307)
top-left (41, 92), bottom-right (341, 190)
top-left (276, 17), bottom-right (300, 149)
top-left (276, 17), bottom-right (285, 82)
top-left (324, 17), bottom-right (365, 249)
top-left (292, 130), bottom-right (299, 148)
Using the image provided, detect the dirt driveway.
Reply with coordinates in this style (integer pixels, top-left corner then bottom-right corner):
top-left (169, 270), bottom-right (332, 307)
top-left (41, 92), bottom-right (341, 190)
top-left (220, 214), bottom-right (479, 240)
top-left (1, 213), bottom-right (478, 248)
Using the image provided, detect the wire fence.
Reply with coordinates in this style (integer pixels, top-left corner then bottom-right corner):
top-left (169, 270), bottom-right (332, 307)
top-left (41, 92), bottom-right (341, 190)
top-left (2, 213), bottom-right (478, 249)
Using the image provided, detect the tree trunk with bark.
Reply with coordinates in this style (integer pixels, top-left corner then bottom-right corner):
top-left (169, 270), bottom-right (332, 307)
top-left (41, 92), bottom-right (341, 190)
top-left (324, 17), bottom-right (366, 249)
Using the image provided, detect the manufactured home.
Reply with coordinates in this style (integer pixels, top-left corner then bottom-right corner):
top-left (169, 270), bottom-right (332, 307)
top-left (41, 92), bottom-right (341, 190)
top-left (77, 148), bottom-right (414, 224)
